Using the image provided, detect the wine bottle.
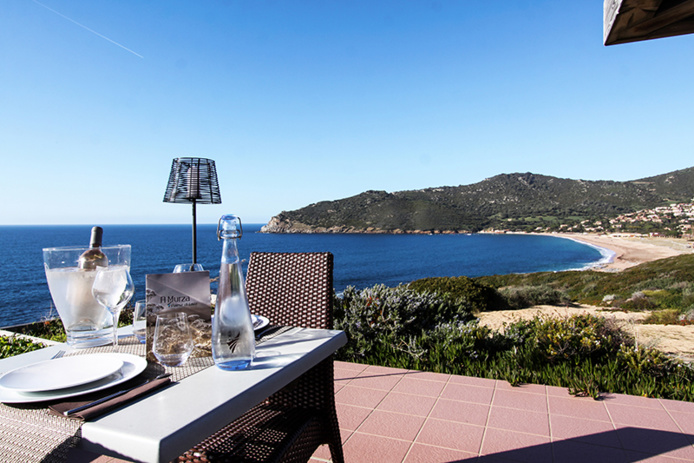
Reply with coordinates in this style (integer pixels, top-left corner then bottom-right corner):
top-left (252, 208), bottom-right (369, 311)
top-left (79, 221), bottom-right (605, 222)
top-left (78, 226), bottom-right (108, 270)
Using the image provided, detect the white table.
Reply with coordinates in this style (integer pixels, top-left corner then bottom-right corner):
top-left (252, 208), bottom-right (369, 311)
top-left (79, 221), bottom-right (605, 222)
top-left (0, 327), bottom-right (346, 463)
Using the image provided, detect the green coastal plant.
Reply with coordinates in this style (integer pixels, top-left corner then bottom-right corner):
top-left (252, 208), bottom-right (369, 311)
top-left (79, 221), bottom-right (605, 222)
top-left (334, 284), bottom-right (476, 363)
top-left (0, 336), bottom-right (45, 359)
top-left (498, 285), bottom-right (571, 310)
top-left (475, 254), bottom-right (694, 317)
top-left (407, 276), bottom-right (505, 313)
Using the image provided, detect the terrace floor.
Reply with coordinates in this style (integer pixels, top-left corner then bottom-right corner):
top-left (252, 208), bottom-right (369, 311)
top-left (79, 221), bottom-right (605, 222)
top-left (311, 361), bottom-right (694, 463)
top-left (72, 361), bottom-right (694, 463)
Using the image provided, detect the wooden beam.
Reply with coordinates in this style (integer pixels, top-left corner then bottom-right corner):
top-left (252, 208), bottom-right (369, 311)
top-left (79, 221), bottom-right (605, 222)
top-left (604, 0), bottom-right (694, 45)
top-left (632, 0), bottom-right (694, 34)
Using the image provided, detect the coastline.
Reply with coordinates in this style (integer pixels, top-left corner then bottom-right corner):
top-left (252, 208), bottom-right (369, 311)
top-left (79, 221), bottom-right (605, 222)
top-left (547, 233), bottom-right (692, 271)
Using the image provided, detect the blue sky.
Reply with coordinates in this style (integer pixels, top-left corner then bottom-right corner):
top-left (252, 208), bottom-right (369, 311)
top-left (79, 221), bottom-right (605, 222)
top-left (2, 1), bottom-right (693, 225)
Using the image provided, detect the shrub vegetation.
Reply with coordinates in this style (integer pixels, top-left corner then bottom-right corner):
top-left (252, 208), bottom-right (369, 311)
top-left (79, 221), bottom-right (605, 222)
top-left (473, 254), bottom-right (694, 314)
top-left (334, 284), bottom-right (694, 401)
top-left (407, 276), bottom-right (505, 313)
top-left (0, 336), bottom-right (45, 359)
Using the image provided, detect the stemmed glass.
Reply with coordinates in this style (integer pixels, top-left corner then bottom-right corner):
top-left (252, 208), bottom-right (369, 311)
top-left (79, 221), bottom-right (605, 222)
top-left (92, 267), bottom-right (135, 351)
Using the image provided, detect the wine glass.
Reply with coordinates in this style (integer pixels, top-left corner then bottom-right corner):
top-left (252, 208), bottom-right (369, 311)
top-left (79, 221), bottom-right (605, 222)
top-left (133, 300), bottom-right (148, 344)
top-left (92, 266), bottom-right (135, 352)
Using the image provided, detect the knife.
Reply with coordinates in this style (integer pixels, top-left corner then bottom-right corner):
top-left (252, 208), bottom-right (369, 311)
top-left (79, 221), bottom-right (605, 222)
top-left (63, 373), bottom-right (172, 416)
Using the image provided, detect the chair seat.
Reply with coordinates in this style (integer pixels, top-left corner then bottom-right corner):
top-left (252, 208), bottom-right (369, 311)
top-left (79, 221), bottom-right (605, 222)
top-left (176, 404), bottom-right (323, 463)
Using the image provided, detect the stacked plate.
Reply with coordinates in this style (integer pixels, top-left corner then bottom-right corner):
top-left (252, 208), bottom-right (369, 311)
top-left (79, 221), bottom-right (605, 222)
top-left (252, 314), bottom-right (269, 331)
top-left (0, 353), bottom-right (147, 404)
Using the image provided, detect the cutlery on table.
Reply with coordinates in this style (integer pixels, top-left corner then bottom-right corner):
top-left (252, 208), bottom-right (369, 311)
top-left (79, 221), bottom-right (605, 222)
top-left (63, 373), bottom-right (172, 416)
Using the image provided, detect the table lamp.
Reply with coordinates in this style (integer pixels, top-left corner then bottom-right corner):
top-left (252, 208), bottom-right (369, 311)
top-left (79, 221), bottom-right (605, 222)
top-left (163, 157), bottom-right (222, 271)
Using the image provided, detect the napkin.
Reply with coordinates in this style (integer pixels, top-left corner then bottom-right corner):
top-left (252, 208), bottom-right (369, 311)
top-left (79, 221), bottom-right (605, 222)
top-left (48, 375), bottom-right (172, 421)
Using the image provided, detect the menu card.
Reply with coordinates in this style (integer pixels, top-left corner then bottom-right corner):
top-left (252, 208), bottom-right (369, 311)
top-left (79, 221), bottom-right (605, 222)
top-left (145, 271), bottom-right (212, 361)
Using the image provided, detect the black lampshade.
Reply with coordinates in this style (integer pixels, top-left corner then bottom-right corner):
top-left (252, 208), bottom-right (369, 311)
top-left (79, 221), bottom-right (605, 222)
top-left (163, 157), bottom-right (222, 205)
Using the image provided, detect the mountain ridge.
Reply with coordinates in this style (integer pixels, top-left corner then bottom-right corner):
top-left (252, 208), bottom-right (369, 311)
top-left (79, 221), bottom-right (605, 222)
top-left (261, 167), bottom-right (694, 234)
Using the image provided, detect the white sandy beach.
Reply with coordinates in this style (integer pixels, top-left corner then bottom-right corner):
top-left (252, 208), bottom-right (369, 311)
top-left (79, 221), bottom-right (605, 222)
top-left (547, 232), bottom-right (692, 271)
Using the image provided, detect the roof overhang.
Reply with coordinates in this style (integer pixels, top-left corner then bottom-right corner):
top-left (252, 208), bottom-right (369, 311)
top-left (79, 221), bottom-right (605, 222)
top-left (604, 0), bottom-right (694, 45)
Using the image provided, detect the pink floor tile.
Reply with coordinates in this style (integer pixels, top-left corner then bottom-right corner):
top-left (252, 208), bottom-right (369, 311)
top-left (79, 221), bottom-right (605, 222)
top-left (342, 432), bottom-right (412, 463)
top-left (392, 376), bottom-right (447, 397)
top-left (494, 381), bottom-right (547, 395)
top-left (615, 424), bottom-right (694, 460)
top-left (405, 370), bottom-right (451, 382)
top-left (357, 410), bottom-right (426, 441)
top-left (334, 366), bottom-right (362, 383)
top-left (601, 392), bottom-right (664, 409)
top-left (668, 409), bottom-right (694, 436)
top-left (376, 391), bottom-right (438, 417)
top-left (487, 406), bottom-right (550, 436)
top-left (606, 403), bottom-right (680, 431)
top-left (448, 374), bottom-right (497, 388)
top-left (660, 398), bottom-right (694, 415)
top-left (546, 385), bottom-right (571, 397)
top-left (336, 403), bottom-right (373, 432)
top-left (549, 414), bottom-right (620, 448)
top-left (551, 440), bottom-right (629, 463)
top-left (335, 361), bottom-right (368, 372)
top-left (480, 428), bottom-right (552, 462)
top-left (440, 382), bottom-right (495, 405)
top-left (404, 443), bottom-right (477, 462)
top-left (416, 418), bottom-right (485, 453)
top-left (548, 395), bottom-right (611, 421)
top-left (360, 364), bottom-right (409, 376)
top-left (310, 444), bottom-right (332, 461)
top-left (334, 370), bottom-right (358, 383)
top-left (492, 388), bottom-right (548, 413)
top-left (623, 450), bottom-right (694, 462)
top-left (349, 367), bottom-right (407, 391)
top-left (429, 398), bottom-right (490, 426)
top-left (335, 385), bottom-right (389, 409)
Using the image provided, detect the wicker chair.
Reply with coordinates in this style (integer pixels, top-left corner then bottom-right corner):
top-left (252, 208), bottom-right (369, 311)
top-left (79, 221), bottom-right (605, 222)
top-left (176, 252), bottom-right (344, 463)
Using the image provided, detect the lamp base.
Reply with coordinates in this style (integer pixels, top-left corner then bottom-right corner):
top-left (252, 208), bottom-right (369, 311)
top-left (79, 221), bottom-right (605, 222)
top-left (173, 263), bottom-right (204, 273)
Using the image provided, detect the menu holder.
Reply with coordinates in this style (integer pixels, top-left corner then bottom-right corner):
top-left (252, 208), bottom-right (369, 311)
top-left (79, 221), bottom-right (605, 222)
top-left (145, 271), bottom-right (212, 361)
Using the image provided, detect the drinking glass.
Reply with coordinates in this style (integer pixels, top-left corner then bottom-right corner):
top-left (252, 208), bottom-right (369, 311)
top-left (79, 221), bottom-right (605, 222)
top-left (92, 266), bottom-right (135, 352)
top-left (153, 312), bottom-right (194, 367)
top-left (133, 300), bottom-right (147, 344)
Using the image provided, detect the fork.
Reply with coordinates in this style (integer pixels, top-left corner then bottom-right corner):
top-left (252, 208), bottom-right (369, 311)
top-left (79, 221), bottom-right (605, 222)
top-left (51, 350), bottom-right (65, 360)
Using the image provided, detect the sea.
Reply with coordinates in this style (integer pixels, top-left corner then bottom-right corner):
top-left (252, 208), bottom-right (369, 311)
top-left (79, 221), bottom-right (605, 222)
top-left (0, 224), bottom-right (612, 328)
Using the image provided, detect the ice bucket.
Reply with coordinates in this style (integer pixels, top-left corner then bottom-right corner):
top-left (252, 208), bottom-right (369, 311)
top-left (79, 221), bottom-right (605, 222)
top-left (43, 245), bottom-right (131, 348)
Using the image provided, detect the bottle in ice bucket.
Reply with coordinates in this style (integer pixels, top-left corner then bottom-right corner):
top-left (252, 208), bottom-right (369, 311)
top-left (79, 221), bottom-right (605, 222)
top-left (212, 214), bottom-right (255, 370)
top-left (78, 226), bottom-right (108, 270)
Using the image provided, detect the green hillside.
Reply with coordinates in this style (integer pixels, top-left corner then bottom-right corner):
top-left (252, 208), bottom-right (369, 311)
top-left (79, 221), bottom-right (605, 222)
top-left (262, 167), bottom-right (694, 233)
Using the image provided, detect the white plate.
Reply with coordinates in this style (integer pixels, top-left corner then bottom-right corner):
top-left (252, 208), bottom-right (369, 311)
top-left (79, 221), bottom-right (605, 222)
top-left (252, 315), bottom-right (270, 331)
top-left (0, 353), bottom-right (147, 404)
top-left (0, 354), bottom-right (124, 392)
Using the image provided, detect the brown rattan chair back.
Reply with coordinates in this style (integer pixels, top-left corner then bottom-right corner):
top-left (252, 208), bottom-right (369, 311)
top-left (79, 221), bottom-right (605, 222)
top-left (246, 252), bottom-right (334, 330)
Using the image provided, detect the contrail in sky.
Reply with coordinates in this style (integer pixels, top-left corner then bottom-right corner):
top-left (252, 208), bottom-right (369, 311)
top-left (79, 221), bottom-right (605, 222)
top-left (31, 0), bottom-right (144, 59)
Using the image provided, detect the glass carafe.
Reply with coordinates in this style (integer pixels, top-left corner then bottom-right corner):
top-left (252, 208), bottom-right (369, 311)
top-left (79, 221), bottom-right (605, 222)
top-left (212, 215), bottom-right (255, 370)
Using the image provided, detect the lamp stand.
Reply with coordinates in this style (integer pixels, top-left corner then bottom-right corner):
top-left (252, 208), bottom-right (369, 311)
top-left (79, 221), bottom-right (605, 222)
top-left (191, 198), bottom-right (197, 270)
